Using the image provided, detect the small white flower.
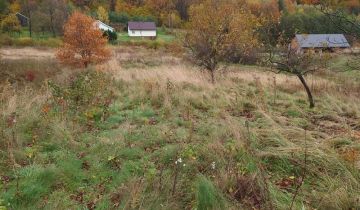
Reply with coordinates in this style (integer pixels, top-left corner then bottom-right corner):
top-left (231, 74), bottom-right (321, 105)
top-left (183, 164), bottom-right (186, 167)
top-left (175, 158), bottom-right (182, 165)
top-left (211, 162), bottom-right (216, 170)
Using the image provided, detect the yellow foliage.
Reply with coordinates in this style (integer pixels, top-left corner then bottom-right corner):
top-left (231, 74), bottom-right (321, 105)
top-left (185, 0), bottom-right (261, 82)
top-left (1, 13), bottom-right (21, 33)
top-left (10, 2), bottom-right (21, 13)
top-left (97, 6), bottom-right (109, 24)
top-left (160, 12), bottom-right (182, 28)
top-left (115, 0), bottom-right (152, 16)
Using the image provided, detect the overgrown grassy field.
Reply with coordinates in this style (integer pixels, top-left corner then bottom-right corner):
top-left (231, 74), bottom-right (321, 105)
top-left (0, 47), bottom-right (359, 209)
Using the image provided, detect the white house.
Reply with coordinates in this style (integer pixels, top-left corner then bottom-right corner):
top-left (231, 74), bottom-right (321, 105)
top-left (128, 21), bottom-right (156, 37)
top-left (94, 20), bottom-right (115, 32)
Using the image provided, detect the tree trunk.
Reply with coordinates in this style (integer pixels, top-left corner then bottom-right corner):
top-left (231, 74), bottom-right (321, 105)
top-left (49, 10), bottom-right (56, 37)
top-left (110, 0), bottom-right (116, 12)
top-left (28, 15), bottom-right (32, 38)
top-left (297, 74), bottom-right (315, 108)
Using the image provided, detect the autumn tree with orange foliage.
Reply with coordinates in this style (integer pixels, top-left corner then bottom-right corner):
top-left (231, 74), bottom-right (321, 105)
top-left (57, 12), bottom-right (111, 68)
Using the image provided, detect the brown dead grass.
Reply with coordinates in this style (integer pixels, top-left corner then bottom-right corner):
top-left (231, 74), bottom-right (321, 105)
top-left (1, 46), bottom-right (357, 100)
top-left (1, 46), bottom-right (360, 209)
top-left (0, 47), bottom-right (55, 60)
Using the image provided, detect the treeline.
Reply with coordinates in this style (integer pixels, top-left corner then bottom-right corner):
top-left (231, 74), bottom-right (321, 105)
top-left (280, 5), bottom-right (349, 41)
top-left (0, 0), bottom-right (360, 38)
top-left (0, 0), bottom-right (69, 37)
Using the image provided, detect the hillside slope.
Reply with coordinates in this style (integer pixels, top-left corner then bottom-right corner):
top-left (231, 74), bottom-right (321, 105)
top-left (0, 47), bottom-right (360, 209)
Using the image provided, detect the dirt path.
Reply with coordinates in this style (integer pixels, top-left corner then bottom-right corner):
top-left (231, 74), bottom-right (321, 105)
top-left (0, 47), bottom-right (55, 60)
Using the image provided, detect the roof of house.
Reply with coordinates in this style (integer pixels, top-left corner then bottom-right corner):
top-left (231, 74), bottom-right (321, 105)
top-left (95, 20), bottom-right (114, 31)
top-left (296, 34), bottom-right (350, 48)
top-left (128, 21), bottom-right (156, 30)
top-left (16, 12), bottom-right (29, 20)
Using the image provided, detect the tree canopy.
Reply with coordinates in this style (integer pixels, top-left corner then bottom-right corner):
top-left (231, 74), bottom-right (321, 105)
top-left (56, 11), bottom-right (111, 68)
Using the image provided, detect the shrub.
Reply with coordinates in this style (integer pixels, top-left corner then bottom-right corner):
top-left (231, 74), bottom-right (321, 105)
top-left (1, 13), bottom-right (21, 34)
top-left (13, 37), bottom-right (34, 47)
top-left (226, 47), bottom-right (261, 65)
top-left (48, 70), bottom-right (115, 125)
top-left (103, 30), bottom-right (118, 42)
top-left (195, 176), bottom-right (225, 210)
top-left (0, 34), bottom-right (13, 46)
top-left (24, 71), bottom-right (36, 82)
top-left (37, 38), bottom-right (62, 48)
top-left (146, 40), bottom-right (162, 49)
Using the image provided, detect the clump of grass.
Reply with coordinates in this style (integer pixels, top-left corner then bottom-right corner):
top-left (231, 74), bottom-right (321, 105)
top-left (195, 176), bottom-right (225, 210)
top-left (2, 165), bottom-right (57, 208)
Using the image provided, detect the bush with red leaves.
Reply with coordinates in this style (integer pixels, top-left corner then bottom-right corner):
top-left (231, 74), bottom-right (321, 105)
top-left (24, 71), bottom-right (36, 82)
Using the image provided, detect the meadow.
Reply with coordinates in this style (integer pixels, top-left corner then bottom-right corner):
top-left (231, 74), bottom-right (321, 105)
top-left (0, 28), bottom-right (176, 49)
top-left (0, 46), bottom-right (360, 209)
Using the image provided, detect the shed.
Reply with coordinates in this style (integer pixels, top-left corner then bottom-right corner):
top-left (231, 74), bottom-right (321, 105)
top-left (94, 20), bottom-right (115, 32)
top-left (16, 12), bottom-right (29, 27)
top-left (292, 34), bottom-right (350, 53)
top-left (128, 21), bottom-right (156, 37)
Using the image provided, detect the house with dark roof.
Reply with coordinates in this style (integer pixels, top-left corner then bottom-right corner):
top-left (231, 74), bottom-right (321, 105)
top-left (291, 34), bottom-right (351, 53)
top-left (16, 12), bottom-right (29, 27)
top-left (128, 21), bottom-right (156, 37)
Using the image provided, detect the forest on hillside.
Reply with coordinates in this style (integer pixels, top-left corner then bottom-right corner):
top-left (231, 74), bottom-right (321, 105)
top-left (1, 0), bottom-right (360, 40)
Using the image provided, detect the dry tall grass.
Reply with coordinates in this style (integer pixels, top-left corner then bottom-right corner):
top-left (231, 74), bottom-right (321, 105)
top-left (1, 46), bottom-right (359, 209)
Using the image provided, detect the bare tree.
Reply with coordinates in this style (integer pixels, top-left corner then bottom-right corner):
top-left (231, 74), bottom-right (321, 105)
top-left (265, 44), bottom-right (328, 108)
top-left (44, 0), bottom-right (57, 37)
top-left (21, 0), bottom-right (37, 37)
top-left (110, 0), bottom-right (116, 12)
top-left (32, 0), bottom-right (68, 37)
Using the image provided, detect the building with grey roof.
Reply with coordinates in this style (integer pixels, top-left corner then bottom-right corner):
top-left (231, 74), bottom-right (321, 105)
top-left (292, 34), bottom-right (351, 53)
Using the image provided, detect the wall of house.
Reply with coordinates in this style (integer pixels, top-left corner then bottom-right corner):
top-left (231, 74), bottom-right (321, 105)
top-left (128, 29), bottom-right (157, 37)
